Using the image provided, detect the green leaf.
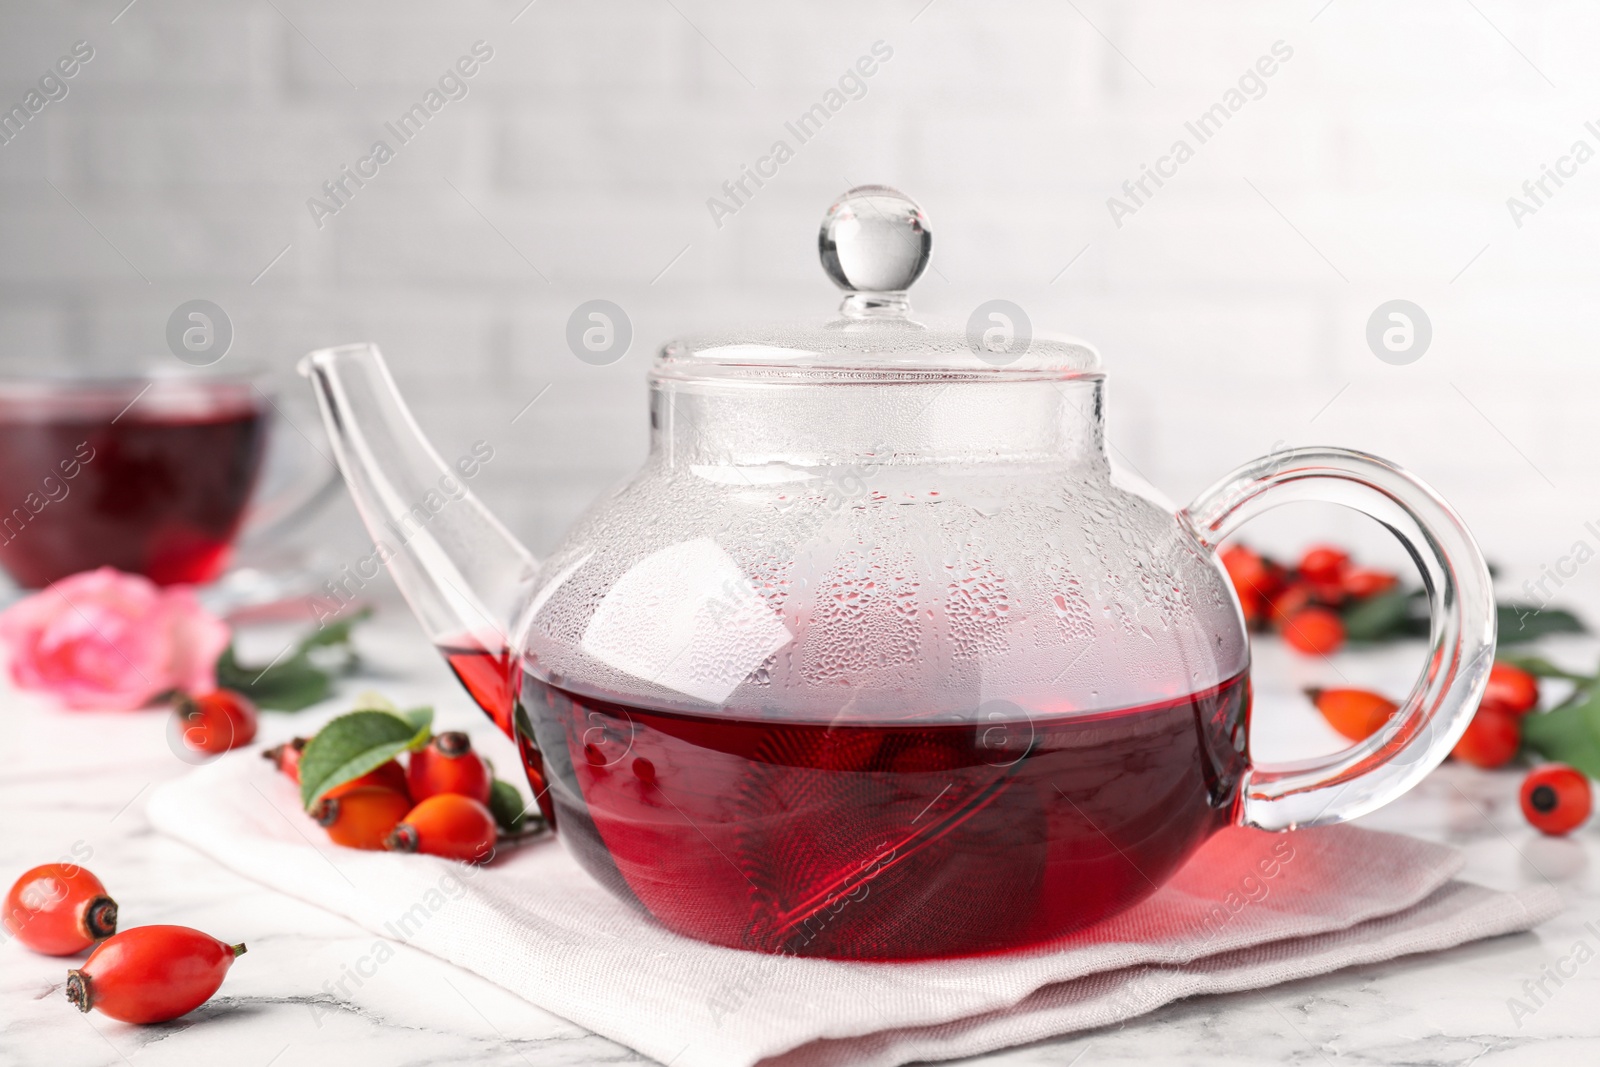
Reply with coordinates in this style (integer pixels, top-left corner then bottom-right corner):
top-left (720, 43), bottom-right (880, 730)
top-left (1524, 689), bottom-right (1600, 778)
top-left (299, 708), bottom-right (433, 810)
top-left (216, 646), bottom-right (335, 711)
top-left (302, 608), bottom-right (372, 650)
top-left (1497, 604), bottom-right (1586, 644)
top-left (1496, 653), bottom-right (1596, 683)
top-left (216, 608), bottom-right (372, 711)
top-left (1337, 594), bottom-right (1586, 648)
top-left (1340, 590), bottom-right (1414, 642)
top-left (488, 778), bottom-right (528, 834)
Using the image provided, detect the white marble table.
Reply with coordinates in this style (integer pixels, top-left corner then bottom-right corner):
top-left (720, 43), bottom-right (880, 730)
top-left (3, 610), bottom-right (1597, 1066)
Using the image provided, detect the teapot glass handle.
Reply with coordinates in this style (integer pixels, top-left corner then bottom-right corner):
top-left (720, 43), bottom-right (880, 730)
top-left (1183, 447), bottom-right (1496, 831)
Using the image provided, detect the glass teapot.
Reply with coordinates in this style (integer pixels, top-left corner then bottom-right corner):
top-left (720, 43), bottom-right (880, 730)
top-left (301, 186), bottom-right (1494, 961)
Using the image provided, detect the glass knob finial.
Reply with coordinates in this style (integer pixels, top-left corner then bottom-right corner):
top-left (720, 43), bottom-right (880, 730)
top-left (819, 186), bottom-right (931, 316)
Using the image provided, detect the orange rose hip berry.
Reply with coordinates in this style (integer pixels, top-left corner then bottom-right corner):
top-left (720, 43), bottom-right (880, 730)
top-left (1306, 688), bottom-right (1397, 742)
top-left (386, 794), bottom-right (498, 863)
top-left (313, 786), bottom-right (413, 850)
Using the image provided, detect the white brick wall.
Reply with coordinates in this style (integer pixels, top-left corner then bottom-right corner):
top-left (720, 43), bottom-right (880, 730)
top-left (1, 0), bottom-right (1597, 606)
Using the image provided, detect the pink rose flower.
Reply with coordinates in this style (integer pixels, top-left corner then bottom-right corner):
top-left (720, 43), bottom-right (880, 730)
top-left (0, 567), bottom-right (230, 710)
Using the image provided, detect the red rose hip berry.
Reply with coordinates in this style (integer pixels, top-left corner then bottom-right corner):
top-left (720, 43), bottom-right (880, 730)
top-left (1268, 584), bottom-right (1313, 627)
top-left (1520, 764), bottom-right (1591, 836)
top-left (67, 925), bottom-right (245, 1024)
top-left (1342, 566), bottom-right (1399, 599)
top-left (386, 794), bottom-right (498, 863)
top-left (406, 732), bottom-right (492, 804)
top-left (1484, 662), bottom-right (1540, 717)
top-left (4, 864), bottom-right (117, 956)
top-left (1451, 704), bottom-right (1520, 768)
top-left (1220, 544), bottom-right (1285, 624)
top-left (174, 689), bottom-right (258, 755)
top-left (263, 737), bottom-right (308, 782)
top-left (1282, 607), bottom-right (1345, 655)
top-left (1296, 545), bottom-right (1350, 585)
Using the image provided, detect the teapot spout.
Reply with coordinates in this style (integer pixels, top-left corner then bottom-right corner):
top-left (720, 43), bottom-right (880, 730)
top-left (299, 344), bottom-right (537, 732)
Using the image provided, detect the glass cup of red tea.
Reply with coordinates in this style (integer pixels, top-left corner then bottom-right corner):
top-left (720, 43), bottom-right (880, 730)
top-left (0, 375), bottom-right (331, 589)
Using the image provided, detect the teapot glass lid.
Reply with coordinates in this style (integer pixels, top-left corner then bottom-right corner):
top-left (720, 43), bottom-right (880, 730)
top-left (655, 186), bottom-right (1103, 381)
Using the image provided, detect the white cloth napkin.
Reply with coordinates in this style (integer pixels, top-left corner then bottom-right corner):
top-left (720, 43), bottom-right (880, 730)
top-left (148, 753), bottom-right (1559, 1067)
